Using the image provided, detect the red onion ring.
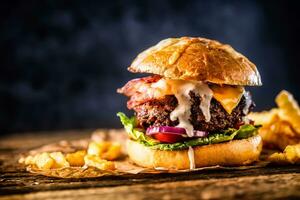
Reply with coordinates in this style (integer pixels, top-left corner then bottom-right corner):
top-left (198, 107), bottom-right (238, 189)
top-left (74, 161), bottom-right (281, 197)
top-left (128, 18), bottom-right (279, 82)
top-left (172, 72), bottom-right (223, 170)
top-left (193, 130), bottom-right (209, 137)
top-left (146, 126), bottom-right (208, 138)
top-left (146, 126), bottom-right (186, 135)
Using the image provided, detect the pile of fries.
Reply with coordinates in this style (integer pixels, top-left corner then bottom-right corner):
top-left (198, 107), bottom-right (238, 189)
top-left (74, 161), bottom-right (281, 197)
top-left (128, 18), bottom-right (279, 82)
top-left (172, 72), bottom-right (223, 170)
top-left (268, 144), bottom-right (300, 165)
top-left (19, 141), bottom-right (121, 171)
top-left (248, 90), bottom-right (300, 164)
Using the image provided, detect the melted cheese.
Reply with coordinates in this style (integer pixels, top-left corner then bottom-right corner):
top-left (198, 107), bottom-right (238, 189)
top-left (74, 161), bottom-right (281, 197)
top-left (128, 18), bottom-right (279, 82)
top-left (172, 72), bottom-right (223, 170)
top-left (210, 85), bottom-right (245, 114)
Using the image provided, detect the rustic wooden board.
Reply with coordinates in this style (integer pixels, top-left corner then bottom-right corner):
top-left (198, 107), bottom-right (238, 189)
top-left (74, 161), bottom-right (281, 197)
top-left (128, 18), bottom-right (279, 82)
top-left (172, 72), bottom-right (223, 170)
top-left (0, 130), bottom-right (300, 199)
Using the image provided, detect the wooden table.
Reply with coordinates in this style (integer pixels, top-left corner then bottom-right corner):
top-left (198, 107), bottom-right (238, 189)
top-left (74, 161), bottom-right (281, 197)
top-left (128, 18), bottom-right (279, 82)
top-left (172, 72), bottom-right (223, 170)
top-left (0, 130), bottom-right (300, 200)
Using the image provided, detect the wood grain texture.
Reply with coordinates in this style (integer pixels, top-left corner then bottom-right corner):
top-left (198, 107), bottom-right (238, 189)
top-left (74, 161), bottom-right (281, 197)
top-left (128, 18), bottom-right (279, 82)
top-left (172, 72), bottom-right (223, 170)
top-left (0, 130), bottom-right (300, 199)
top-left (2, 173), bottom-right (300, 200)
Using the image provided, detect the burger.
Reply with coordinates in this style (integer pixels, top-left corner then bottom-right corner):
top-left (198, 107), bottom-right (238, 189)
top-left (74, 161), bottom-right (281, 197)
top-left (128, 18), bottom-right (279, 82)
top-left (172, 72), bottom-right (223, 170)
top-left (117, 37), bottom-right (262, 170)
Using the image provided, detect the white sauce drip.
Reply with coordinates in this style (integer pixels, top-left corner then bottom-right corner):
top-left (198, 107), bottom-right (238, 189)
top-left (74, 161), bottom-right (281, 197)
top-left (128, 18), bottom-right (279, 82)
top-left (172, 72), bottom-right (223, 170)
top-left (169, 81), bottom-right (195, 137)
top-left (188, 146), bottom-right (195, 170)
top-left (194, 84), bottom-right (213, 122)
top-left (152, 79), bottom-right (213, 137)
top-left (243, 91), bottom-right (252, 115)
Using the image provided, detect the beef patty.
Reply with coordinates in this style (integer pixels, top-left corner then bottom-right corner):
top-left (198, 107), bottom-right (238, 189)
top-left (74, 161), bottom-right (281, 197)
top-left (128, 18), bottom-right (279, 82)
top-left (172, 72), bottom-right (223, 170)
top-left (133, 91), bottom-right (253, 132)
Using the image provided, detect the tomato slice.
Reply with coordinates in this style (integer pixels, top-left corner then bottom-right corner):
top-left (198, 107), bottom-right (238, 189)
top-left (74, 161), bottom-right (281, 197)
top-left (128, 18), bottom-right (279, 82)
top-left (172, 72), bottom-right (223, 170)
top-left (152, 133), bottom-right (184, 143)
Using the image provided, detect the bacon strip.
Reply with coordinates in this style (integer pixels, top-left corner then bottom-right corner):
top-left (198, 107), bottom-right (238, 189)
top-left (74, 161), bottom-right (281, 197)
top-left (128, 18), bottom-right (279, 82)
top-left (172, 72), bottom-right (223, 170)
top-left (117, 75), bottom-right (162, 109)
top-left (117, 75), bottom-right (161, 96)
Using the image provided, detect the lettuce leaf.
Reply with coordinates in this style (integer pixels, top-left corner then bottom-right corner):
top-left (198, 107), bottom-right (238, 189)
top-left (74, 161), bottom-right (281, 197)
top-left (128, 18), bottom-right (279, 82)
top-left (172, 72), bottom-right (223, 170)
top-left (150, 124), bottom-right (260, 150)
top-left (117, 112), bottom-right (159, 145)
top-left (117, 112), bottom-right (260, 151)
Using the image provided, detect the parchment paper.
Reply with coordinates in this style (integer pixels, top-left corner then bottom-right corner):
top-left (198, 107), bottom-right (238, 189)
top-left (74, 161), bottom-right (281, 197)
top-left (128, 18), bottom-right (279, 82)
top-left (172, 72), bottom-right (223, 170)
top-left (22, 129), bottom-right (270, 178)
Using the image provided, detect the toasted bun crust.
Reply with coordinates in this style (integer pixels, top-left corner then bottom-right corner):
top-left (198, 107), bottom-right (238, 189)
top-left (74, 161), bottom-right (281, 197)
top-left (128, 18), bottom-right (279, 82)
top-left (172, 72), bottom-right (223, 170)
top-left (126, 135), bottom-right (262, 170)
top-left (128, 37), bottom-right (262, 86)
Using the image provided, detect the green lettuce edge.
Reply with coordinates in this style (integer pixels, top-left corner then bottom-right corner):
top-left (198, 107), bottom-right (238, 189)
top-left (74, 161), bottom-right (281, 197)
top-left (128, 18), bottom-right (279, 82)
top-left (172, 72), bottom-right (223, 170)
top-left (117, 112), bottom-right (260, 151)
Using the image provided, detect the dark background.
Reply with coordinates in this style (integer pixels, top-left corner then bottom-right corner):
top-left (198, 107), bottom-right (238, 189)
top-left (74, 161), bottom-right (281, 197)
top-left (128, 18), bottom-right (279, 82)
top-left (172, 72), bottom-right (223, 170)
top-left (0, 0), bottom-right (299, 134)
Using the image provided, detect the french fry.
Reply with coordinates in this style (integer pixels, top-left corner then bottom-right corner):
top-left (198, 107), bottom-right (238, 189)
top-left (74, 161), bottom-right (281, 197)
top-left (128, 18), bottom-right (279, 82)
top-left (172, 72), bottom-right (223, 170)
top-left (84, 154), bottom-right (115, 170)
top-left (260, 123), bottom-right (300, 150)
top-left (87, 141), bottom-right (121, 161)
top-left (275, 120), bottom-right (298, 138)
top-left (248, 108), bottom-right (279, 126)
top-left (101, 143), bottom-right (122, 161)
top-left (268, 152), bottom-right (288, 164)
top-left (285, 144), bottom-right (300, 163)
top-left (49, 152), bottom-right (70, 168)
top-left (66, 150), bottom-right (86, 167)
top-left (19, 155), bottom-right (37, 165)
top-left (87, 141), bottom-right (111, 156)
top-left (35, 153), bottom-right (55, 170)
top-left (248, 90), bottom-right (300, 152)
top-left (269, 144), bottom-right (300, 164)
top-left (276, 90), bottom-right (300, 135)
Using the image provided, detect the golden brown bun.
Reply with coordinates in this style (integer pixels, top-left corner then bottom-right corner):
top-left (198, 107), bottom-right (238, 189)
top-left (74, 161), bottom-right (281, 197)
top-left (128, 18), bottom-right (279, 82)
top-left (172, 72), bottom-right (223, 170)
top-left (128, 37), bottom-right (262, 86)
top-left (126, 135), bottom-right (262, 170)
